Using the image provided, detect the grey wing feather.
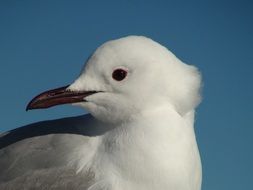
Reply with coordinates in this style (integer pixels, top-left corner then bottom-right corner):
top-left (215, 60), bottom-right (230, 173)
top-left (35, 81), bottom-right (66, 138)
top-left (0, 167), bottom-right (94, 190)
top-left (0, 114), bottom-right (107, 189)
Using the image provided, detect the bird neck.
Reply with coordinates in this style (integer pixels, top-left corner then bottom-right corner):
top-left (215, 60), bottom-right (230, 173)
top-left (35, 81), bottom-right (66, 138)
top-left (91, 106), bottom-right (201, 189)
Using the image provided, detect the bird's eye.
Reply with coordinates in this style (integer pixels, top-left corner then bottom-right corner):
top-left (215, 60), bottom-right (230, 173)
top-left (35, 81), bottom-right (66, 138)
top-left (112, 69), bottom-right (128, 81)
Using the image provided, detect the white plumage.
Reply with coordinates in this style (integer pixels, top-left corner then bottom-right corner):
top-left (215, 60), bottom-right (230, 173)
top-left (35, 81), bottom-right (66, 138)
top-left (0, 36), bottom-right (202, 190)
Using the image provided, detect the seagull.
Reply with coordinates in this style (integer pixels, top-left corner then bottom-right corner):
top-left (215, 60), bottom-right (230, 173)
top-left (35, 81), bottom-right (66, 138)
top-left (0, 36), bottom-right (202, 190)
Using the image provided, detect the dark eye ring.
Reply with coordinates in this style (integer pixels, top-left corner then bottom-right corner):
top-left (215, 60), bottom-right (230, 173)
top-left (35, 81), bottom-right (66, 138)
top-left (112, 68), bottom-right (128, 81)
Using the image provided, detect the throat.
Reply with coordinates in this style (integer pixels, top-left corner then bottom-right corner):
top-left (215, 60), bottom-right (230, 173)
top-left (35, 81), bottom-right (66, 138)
top-left (101, 105), bottom-right (191, 152)
top-left (87, 107), bottom-right (201, 189)
top-left (100, 106), bottom-right (190, 166)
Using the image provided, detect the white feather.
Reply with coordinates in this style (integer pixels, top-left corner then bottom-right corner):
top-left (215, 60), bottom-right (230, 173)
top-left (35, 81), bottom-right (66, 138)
top-left (67, 36), bottom-right (202, 190)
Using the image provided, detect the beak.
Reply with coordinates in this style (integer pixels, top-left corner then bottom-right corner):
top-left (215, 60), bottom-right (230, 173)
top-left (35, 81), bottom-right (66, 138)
top-left (26, 85), bottom-right (98, 111)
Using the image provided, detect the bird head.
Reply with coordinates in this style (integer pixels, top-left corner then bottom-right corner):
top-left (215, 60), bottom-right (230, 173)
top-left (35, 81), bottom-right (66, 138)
top-left (27, 36), bottom-right (201, 124)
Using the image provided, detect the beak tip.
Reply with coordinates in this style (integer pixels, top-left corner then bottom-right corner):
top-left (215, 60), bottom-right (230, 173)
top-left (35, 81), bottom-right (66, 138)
top-left (26, 103), bottom-right (32, 111)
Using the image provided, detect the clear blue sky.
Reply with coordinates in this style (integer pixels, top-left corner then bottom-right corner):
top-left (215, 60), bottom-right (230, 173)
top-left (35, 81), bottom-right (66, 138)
top-left (0, 0), bottom-right (252, 189)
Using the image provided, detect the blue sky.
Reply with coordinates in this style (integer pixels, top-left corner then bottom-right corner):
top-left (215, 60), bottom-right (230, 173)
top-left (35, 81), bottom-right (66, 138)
top-left (0, 0), bottom-right (252, 189)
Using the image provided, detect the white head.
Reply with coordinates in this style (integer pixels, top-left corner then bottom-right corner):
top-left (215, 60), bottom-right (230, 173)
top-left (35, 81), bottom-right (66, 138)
top-left (27, 36), bottom-right (201, 124)
top-left (68, 36), bottom-right (201, 123)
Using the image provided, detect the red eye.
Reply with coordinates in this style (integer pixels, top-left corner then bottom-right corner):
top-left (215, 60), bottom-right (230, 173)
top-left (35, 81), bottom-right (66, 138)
top-left (112, 69), bottom-right (128, 81)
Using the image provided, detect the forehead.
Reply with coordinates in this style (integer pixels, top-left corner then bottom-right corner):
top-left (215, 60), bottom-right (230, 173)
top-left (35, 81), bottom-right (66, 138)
top-left (85, 38), bottom-right (168, 74)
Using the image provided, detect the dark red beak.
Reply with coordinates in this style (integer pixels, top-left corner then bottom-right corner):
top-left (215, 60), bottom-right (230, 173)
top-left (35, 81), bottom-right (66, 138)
top-left (26, 85), bottom-right (98, 111)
